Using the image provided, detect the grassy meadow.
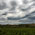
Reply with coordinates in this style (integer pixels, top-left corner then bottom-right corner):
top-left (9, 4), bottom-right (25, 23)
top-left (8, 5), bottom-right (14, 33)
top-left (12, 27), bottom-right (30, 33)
top-left (0, 24), bottom-right (35, 35)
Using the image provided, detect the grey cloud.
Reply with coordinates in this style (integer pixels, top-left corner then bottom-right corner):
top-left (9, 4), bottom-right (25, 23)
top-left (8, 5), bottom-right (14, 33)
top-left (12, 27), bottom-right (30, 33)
top-left (0, 0), bottom-right (35, 24)
top-left (9, 1), bottom-right (17, 12)
top-left (7, 11), bottom-right (35, 21)
top-left (1, 11), bottom-right (35, 21)
top-left (23, 0), bottom-right (28, 4)
top-left (10, 1), bottom-right (17, 7)
top-left (9, 7), bottom-right (16, 12)
top-left (0, 2), bottom-right (7, 10)
top-left (18, 5), bottom-right (32, 12)
top-left (32, 0), bottom-right (35, 1)
top-left (19, 11), bottom-right (35, 23)
top-left (0, 18), bottom-right (6, 20)
top-left (7, 17), bottom-right (23, 20)
top-left (28, 17), bottom-right (35, 20)
top-left (19, 17), bottom-right (35, 23)
top-left (2, 12), bottom-right (7, 15)
top-left (22, 11), bottom-right (35, 18)
top-left (32, 3), bottom-right (35, 6)
top-left (28, 11), bottom-right (35, 20)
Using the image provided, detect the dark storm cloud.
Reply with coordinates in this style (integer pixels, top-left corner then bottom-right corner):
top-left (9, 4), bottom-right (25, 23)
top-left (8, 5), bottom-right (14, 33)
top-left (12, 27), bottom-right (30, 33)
top-left (27, 11), bottom-right (35, 20)
top-left (7, 17), bottom-right (23, 20)
top-left (28, 17), bottom-right (35, 20)
top-left (0, 2), bottom-right (7, 10)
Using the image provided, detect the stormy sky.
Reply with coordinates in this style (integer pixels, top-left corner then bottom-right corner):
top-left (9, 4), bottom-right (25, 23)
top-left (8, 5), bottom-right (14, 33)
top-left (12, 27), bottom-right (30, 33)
top-left (0, 0), bottom-right (35, 24)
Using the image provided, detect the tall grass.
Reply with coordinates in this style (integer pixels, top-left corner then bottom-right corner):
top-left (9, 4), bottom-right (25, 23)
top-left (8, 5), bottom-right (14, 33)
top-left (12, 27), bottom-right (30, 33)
top-left (0, 25), bottom-right (35, 35)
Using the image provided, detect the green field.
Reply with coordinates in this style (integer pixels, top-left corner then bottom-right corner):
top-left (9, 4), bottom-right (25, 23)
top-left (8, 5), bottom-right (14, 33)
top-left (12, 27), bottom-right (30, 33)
top-left (0, 25), bottom-right (35, 35)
